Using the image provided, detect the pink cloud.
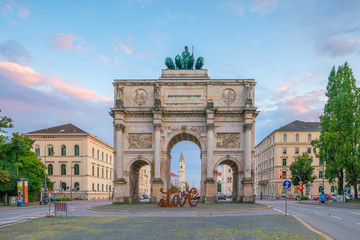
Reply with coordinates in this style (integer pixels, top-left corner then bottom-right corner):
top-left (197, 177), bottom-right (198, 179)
top-left (97, 54), bottom-right (110, 63)
top-left (51, 76), bottom-right (111, 102)
top-left (5, 4), bottom-right (13, 11)
top-left (117, 36), bottom-right (134, 54)
top-left (0, 61), bottom-right (111, 102)
top-left (251, 0), bottom-right (277, 13)
top-left (317, 35), bottom-right (360, 57)
top-left (17, 8), bottom-right (29, 19)
top-left (50, 33), bottom-right (77, 50)
top-left (275, 82), bottom-right (295, 94)
top-left (0, 62), bottom-right (47, 86)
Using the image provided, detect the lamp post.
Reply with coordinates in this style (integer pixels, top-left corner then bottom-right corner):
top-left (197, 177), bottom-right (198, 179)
top-left (292, 174), bottom-right (303, 203)
top-left (43, 144), bottom-right (53, 205)
top-left (108, 183), bottom-right (111, 201)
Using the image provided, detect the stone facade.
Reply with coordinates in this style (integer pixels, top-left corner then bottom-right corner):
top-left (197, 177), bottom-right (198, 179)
top-left (25, 124), bottom-right (114, 200)
top-left (255, 120), bottom-right (337, 199)
top-left (110, 69), bottom-right (258, 203)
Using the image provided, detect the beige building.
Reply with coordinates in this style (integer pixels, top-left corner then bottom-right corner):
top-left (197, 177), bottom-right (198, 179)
top-left (138, 165), bottom-right (151, 196)
top-left (25, 124), bottom-right (114, 200)
top-left (255, 120), bottom-right (337, 199)
top-left (219, 165), bottom-right (233, 195)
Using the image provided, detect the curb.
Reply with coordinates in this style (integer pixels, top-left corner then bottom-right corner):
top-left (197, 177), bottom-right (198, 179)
top-left (298, 202), bottom-right (360, 210)
top-left (87, 206), bottom-right (272, 213)
top-left (292, 214), bottom-right (333, 240)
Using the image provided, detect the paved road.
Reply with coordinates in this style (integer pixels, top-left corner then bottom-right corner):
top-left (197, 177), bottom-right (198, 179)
top-left (260, 199), bottom-right (360, 240)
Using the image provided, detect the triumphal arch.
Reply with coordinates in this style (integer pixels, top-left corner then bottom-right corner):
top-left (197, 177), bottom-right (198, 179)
top-left (110, 49), bottom-right (258, 204)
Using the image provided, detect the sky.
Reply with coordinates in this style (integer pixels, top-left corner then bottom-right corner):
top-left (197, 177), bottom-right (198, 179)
top-left (1, 0), bottom-right (360, 188)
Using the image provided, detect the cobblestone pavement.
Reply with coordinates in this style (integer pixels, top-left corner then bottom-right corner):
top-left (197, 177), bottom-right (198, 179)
top-left (0, 215), bottom-right (324, 240)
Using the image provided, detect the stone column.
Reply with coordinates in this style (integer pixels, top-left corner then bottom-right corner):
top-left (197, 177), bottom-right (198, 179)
top-left (244, 123), bottom-right (252, 179)
top-left (113, 123), bottom-right (127, 203)
top-left (115, 123), bottom-right (125, 180)
top-left (205, 122), bottom-right (216, 203)
top-left (151, 123), bottom-right (163, 203)
top-left (242, 121), bottom-right (254, 203)
top-left (154, 123), bottom-right (161, 180)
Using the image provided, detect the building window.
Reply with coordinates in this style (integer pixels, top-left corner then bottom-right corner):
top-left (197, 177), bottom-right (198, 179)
top-left (283, 148), bottom-right (287, 154)
top-left (308, 133), bottom-right (312, 141)
top-left (282, 171), bottom-right (286, 179)
top-left (92, 166), bottom-right (94, 176)
top-left (102, 168), bottom-right (104, 178)
top-left (295, 148), bottom-right (299, 154)
top-left (295, 134), bottom-right (299, 142)
top-left (110, 156), bottom-right (112, 164)
top-left (61, 182), bottom-right (67, 191)
top-left (61, 145), bottom-right (66, 156)
top-left (97, 184), bottom-right (99, 191)
top-left (48, 164), bottom-right (53, 175)
top-left (106, 154), bottom-right (108, 162)
top-left (331, 186), bottom-right (335, 193)
top-left (319, 171), bottom-right (324, 178)
top-left (282, 159), bottom-right (287, 166)
top-left (228, 169), bottom-right (231, 173)
top-left (102, 184), bottom-right (104, 191)
top-left (102, 152), bottom-right (104, 161)
top-left (97, 167), bottom-right (99, 177)
top-left (74, 145), bottom-right (79, 156)
top-left (48, 147), bottom-right (54, 156)
top-left (35, 147), bottom-right (40, 156)
top-left (319, 186), bottom-right (324, 193)
top-left (74, 182), bottom-right (79, 191)
top-left (61, 164), bottom-right (66, 175)
top-left (92, 183), bottom-right (94, 191)
top-left (307, 148), bottom-right (311, 154)
top-left (110, 170), bottom-right (112, 178)
top-left (283, 134), bottom-right (287, 142)
top-left (92, 148), bottom-right (94, 158)
top-left (106, 169), bottom-right (108, 179)
top-left (74, 164), bottom-right (79, 175)
top-left (97, 150), bottom-right (99, 159)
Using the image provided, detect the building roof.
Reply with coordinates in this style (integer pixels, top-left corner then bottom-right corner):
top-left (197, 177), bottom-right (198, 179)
top-left (171, 172), bottom-right (177, 176)
top-left (27, 123), bottom-right (88, 134)
top-left (217, 172), bottom-right (222, 176)
top-left (276, 120), bottom-right (321, 131)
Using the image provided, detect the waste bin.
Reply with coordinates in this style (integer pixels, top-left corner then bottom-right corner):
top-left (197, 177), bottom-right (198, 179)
top-left (319, 193), bottom-right (327, 203)
top-left (9, 196), bottom-right (17, 206)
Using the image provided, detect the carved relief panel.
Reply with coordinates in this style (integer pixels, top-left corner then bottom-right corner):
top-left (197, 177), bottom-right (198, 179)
top-left (216, 133), bottom-right (240, 148)
top-left (128, 133), bottom-right (152, 149)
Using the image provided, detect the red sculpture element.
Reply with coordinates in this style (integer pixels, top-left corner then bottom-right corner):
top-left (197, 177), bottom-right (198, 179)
top-left (157, 187), bottom-right (200, 207)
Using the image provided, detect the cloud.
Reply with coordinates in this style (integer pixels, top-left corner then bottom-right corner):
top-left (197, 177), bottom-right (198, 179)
top-left (50, 33), bottom-right (88, 51)
top-left (137, 49), bottom-right (153, 58)
top-left (220, 1), bottom-right (245, 16)
top-left (17, 8), bottom-right (29, 19)
top-left (0, 61), bottom-right (111, 102)
top-left (97, 54), bottom-right (110, 63)
top-left (4, 4), bottom-right (12, 11)
top-left (51, 76), bottom-right (111, 102)
top-left (0, 62), bottom-right (47, 86)
top-left (316, 35), bottom-right (360, 58)
top-left (251, 0), bottom-right (277, 13)
top-left (0, 40), bottom-right (31, 64)
top-left (117, 36), bottom-right (134, 54)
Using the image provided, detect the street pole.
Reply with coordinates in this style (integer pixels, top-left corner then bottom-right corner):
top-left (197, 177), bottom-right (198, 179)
top-left (285, 185), bottom-right (288, 216)
top-left (108, 184), bottom-right (111, 201)
top-left (322, 147), bottom-right (325, 194)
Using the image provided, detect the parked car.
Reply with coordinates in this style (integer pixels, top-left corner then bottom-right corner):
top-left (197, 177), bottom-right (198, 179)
top-left (140, 195), bottom-right (144, 200)
top-left (218, 193), bottom-right (226, 200)
top-left (226, 194), bottom-right (232, 198)
top-left (313, 194), bottom-right (332, 201)
top-left (142, 194), bottom-right (147, 199)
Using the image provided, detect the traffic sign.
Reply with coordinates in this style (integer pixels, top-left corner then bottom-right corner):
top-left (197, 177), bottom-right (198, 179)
top-left (283, 180), bottom-right (291, 189)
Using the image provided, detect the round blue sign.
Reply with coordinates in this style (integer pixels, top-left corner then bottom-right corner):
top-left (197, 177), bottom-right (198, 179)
top-left (283, 180), bottom-right (291, 189)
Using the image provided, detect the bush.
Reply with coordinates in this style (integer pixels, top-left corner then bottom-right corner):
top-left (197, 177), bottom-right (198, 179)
top-left (301, 196), bottom-right (309, 200)
top-left (55, 198), bottom-right (70, 201)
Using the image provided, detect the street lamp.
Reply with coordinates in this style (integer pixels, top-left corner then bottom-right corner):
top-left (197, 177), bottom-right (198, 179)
top-left (43, 144), bottom-right (54, 205)
top-left (108, 183), bottom-right (112, 201)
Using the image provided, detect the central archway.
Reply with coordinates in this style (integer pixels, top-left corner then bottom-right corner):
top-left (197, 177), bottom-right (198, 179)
top-left (162, 131), bottom-right (206, 200)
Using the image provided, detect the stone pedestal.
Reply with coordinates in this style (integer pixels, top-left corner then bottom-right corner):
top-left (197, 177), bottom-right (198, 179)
top-left (204, 178), bottom-right (216, 203)
top-left (151, 178), bottom-right (163, 203)
top-left (242, 178), bottom-right (254, 203)
top-left (113, 178), bottom-right (129, 204)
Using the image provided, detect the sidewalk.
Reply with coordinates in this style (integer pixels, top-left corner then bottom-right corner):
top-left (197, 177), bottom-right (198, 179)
top-left (298, 200), bottom-right (360, 209)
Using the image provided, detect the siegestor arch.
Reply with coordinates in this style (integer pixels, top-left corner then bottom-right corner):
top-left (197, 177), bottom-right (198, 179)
top-left (164, 130), bottom-right (205, 154)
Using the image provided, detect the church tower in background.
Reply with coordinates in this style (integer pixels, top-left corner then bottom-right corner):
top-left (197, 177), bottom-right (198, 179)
top-left (179, 152), bottom-right (186, 192)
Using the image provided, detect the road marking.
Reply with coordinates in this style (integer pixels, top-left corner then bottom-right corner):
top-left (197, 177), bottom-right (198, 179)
top-left (313, 211), bottom-right (321, 214)
top-left (273, 208), bottom-right (285, 214)
top-left (330, 215), bottom-right (342, 220)
top-left (350, 212), bottom-right (360, 215)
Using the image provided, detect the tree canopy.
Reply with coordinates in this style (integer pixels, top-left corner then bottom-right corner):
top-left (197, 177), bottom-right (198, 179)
top-left (290, 152), bottom-right (316, 192)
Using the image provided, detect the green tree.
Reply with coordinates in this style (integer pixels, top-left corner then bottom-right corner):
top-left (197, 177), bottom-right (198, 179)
top-left (319, 63), bottom-right (360, 198)
top-left (290, 152), bottom-right (316, 195)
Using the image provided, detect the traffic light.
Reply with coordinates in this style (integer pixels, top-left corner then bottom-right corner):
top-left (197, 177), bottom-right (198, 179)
top-left (299, 185), bottom-right (304, 191)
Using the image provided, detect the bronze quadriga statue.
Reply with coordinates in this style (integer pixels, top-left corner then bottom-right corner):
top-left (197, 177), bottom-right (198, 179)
top-left (165, 46), bottom-right (204, 70)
